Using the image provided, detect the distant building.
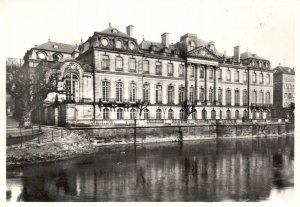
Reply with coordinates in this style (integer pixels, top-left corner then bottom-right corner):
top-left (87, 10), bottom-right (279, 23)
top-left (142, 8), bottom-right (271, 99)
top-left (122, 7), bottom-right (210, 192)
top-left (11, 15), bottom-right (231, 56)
top-left (22, 24), bottom-right (274, 126)
top-left (272, 66), bottom-right (295, 118)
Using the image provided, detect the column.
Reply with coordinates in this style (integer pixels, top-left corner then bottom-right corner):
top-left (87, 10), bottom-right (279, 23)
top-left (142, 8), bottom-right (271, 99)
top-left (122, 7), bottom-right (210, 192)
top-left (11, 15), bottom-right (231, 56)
top-left (194, 64), bottom-right (198, 104)
top-left (214, 66), bottom-right (218, 104)
top-left (204, 65), bottom-right (208, 103)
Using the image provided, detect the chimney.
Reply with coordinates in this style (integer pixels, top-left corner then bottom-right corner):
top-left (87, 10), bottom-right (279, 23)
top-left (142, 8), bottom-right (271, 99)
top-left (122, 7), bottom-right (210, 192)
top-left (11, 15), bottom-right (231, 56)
top-left (233, 46), bottom-right (240, 62)
top-left (161, 33), bottom-right (169, 48)
top-left (126, 25), bottom-right (134, 38)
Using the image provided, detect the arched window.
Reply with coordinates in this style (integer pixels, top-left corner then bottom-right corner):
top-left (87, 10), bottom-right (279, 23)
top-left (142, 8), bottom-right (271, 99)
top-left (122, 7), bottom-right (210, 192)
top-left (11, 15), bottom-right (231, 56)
top-left (259, 73), bottom-right (263, 84)
top-left (116, 81), bottom-right (123, 102)
top-left (200, 87), bottom-right (204, 102)
top-left (102, 80), bottom-right (110, 102)
top-left (143, 83), bottom-right (150, 102)
top-left (252, 90), bottom-right (257, 104)
top-left (103, 108), bottom-right (110, 120)
top-left (168, 85), bottom-right (174, 104)
top-left (202, 109), bottom-right (207, 119)
top-left (266, 74), bottom-right (270, 84)
top-left (243, 90), bottom-right (248, 106)
top-left (167, 63), bottom-right (174, 76)
top-left (156, 109), bottom-right (162, 119)
top-left (259, 90), bottom-right (264, 104)
top-left (234, 89), bottom-right (240, 106)
top-left (235, 110), bottom-right (239, 119)
top-left (252, 72), bottom-right (257, 83)
top-left (192, 109), bottom-right (197, 120)
top-left (130, 108), bottom-right (136, 120)
top-left (266, 92), bottom-right (270, 105)
top-left (156, 84), bottom-right (162, 104)
top-left (117, 108), bottom-right (123, 120)
top-left (209, 87), bottom-right (214, 103)
top-left (144, 109), bottom-right (150, 120)
top-left (168, 109), bottom-right (174, 119)
top-left (189, 86), bottom-right (195, 102)
top-left (179, 109), bottom-right (185, 120)
top-left (226, 89), bottom-right (231, 105)
top-left (218, 88), bottom-right (222, 104)
top-left (129, 82), bottom-right (136, 102)
top-left (65, 73), bottom-right (79, 102)
top-left (179, 86), bottom-right (185, 104)
top-left (226, 110), bottom-right (231, 119)
top-left (211, 110), bottom-right (216, 119)
top-left (220, 110), bottom-right (222, 119)
top-left (243, 110), bottom-right (248, 119)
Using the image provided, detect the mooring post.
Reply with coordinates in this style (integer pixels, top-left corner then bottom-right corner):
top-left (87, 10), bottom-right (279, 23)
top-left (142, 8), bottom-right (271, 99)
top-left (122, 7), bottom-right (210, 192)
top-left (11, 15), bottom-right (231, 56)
top-left (134, 119), bottom-right (137, 144)
top-left (52, 130), bottom-right (54, 141)
top-left (61, 128), bottom-right (63, 139)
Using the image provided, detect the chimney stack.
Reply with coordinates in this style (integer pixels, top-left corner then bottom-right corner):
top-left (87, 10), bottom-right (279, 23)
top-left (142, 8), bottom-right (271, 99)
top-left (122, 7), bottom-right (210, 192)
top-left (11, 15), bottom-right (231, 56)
top-left (161, 33), bottom-right (169, 48)
top-left (126, 25), bottom-right (134, 38)
top-left (233, 46), bottom-right (240, 62)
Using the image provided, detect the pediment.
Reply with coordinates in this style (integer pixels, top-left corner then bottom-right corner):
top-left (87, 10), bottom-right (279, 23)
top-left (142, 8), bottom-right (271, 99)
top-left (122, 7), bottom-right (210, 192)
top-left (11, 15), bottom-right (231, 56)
top-left (187, 47), bottom-right (220, 60)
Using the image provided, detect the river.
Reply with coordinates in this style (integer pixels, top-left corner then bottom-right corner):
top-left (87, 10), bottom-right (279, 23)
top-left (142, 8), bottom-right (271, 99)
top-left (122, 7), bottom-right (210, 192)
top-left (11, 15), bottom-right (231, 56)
top-left (6, 136), bottom-right (294, 202)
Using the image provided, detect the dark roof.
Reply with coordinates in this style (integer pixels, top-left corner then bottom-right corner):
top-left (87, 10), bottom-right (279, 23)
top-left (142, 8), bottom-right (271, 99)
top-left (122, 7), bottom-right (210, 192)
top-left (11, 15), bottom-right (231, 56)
top-left (240, 51), bottom-right (266, 60)
top-left (98, 26), bottom-right (131, 38)
top-left (273, 66), bottom-right (295, 75)
top-left (33, 41), bottom-right (76, 54)
top-left (139, 39), bottom-right (176, 51)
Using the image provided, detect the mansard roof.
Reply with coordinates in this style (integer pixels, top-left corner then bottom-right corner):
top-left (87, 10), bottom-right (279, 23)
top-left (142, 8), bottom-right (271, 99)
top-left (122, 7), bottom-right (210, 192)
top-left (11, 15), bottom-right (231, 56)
top-left (240, 51), bottom-right (267, 61)
top-left (139, 39), bottom-right (176, 51)
top-left (97, 26), bottom-right (132, 39)
top-left (273, 66), bottom-right (295, 75)
top-left (33, 41), bottom-right (76, 54)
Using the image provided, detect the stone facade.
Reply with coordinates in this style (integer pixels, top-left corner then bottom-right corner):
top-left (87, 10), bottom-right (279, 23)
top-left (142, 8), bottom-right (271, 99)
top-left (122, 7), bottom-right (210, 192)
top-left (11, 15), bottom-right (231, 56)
top-left (23, 24), bottom-right (274, 126)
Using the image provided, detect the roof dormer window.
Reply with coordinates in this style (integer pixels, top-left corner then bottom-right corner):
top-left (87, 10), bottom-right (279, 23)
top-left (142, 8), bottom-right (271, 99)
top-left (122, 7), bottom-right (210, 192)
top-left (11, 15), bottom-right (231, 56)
top-left (53, 44), bottom-right (59, 49)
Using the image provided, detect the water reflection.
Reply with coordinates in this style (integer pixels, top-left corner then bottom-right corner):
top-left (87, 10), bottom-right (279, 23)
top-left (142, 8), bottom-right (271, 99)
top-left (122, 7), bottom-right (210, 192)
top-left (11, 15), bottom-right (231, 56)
top-left (6, 136), bottom-right (294, 202)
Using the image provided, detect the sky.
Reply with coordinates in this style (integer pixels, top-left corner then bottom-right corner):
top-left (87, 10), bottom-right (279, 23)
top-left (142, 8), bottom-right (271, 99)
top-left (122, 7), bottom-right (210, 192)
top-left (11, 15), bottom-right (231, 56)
top-left (0, 0), bottom-right (298, 68)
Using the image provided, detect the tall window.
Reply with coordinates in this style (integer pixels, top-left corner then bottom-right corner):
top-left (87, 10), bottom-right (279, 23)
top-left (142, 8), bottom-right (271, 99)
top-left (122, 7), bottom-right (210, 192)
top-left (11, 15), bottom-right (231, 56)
top-left (235, 110), bottom-right (239, 119)
top-left (243, 110), bottom-right (248, 119)
top-left (234, 71), bottom-right (239, 82)
top-left (266, 92), bottom-right (270, 104)
top-left (129, 82), bottom-right (136, 102)
top-left (144, 109), bottom-right (150, 120)
top-left (218, 88), bottom-right (222, 104)
top-left (103, 108), bottom-right (110, 120)
top-left (156, 61), bottom-right (162, 75)
top-left (189, 86), bottom-right (195, 102)
top-left (252, 72), bottom-right (257, 83)
top-left (190, 41), bottom-right (196, 50)
top-left (218, 69), bottom-right (222, 80)
top-left (243, 71), bottom-right (247, 82)
top-left (252, 90), bottom-right (257, 104)
top-left (259, 90), bottom-right (264, 104)
top-left (115, 40), bottom-right (122, 49)
top-left (130, 108), bottom-right (136, 120)
top-left (243, 90), bottom-right (248, 106)
top-left (117, 108), bottom-right (123, 120)
top-left (219, 110), bottom-right (222, 119)
top-left (179, 64), bottom-right (184, 77)
top-left (65, 73), bottom-right (79, 101)
top-left (102, 80), bottom-right (110, 102)
top-left (226, 110), bottom-right (231, 119)
top-left (179, 86), bottom-right (185, 104)
top-left (211, 110), bottom-right (216, 119)
top-left (129, 58), bottom-right (136, 72)
top-left (234, 89), bottom-right (240, 106)
top-left (143, 84), bottom-right (150, 102)
top-left (266, 74), bottom-right (270, 84)
top-left (199, 87), bottom-right (204, 102)
top-left (156, 109), bottom-right (162, 119)
top-left (156, 84), bottom-right (162, 104)
top-left (167, 85), bottom-right (174, 104)
top-left (190, 65), bottom-right (195, 78)
top-left (259, 73), bottom-right (263, 84)
top-left (202, 109), bottom-right (207, 119)
top-left (226, 69), bottom-right (231, 81)
top-left (167, 63), bottom-right (174, 76)
top-left (209, 68), bottom-right (213, 79)
top-left (116, 56), bottom-right (123, 71)
top-left (200, 68), bottom-right (204, 78)
top-left (179, 109), bottom-right (185, 120)
top-left (192, 109), bottom-right (197, 119)
top-left (168, 109), bottom-right (174, 119)
top-left (101, 55), bottom-right (109, 70)
top-left (116, 81), bottom-right (123, 102)
top-left (226, 89), bottom-right (231, 105)
top-left (143, 60), bottom-right (149, 73)
top-left (209, 87), bottom-right (213, 103)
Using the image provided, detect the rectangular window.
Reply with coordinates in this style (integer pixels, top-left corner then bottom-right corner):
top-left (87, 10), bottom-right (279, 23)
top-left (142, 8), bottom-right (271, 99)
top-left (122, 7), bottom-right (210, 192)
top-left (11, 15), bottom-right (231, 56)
top-left (234, 71), bottom-right (239, 82)
top-left (167, 63), bottom-right (174, 76)
top-left (143, 60), bottom-right (149, 74)
top-left (156, 62), bottom-right (162, 75)
top-left (200, 68), bottom-right (204, 79)
top-left (116, 57), bottom-right (123, 71)
top-left (218, 69), bottom-right (222, 80)
top-left (179, 64), bottom-right (184, 77)
top-left (129, 58), bottom-right (136, 72)
top-left (101, 55), bottom-right (109, 70)
top-left (209, 68), bottom-right (213, 79)
top-left (190, 65), bottom-right (195, 78)
top-left (156, 85), bottom-right (162, 103)
top-left (226, 70), bottom-right (231, 81)
top-left (243, 72), bottom-right (247, 82)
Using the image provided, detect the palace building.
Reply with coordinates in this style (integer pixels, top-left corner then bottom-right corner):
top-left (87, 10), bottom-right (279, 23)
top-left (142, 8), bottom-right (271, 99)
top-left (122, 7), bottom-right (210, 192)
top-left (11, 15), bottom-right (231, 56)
top-left (23, 24), bottom-right (274, 126)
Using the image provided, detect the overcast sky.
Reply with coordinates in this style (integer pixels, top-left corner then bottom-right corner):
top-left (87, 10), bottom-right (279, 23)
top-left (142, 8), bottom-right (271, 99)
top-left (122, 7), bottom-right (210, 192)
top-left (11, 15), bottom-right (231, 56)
top-left (1, 0), bottom-right (298, 68)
